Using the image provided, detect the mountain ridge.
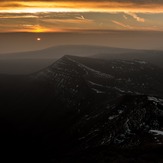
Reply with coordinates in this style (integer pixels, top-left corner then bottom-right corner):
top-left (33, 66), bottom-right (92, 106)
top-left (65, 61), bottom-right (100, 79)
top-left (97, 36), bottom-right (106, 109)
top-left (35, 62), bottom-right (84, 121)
top-left (0, 45), bottom-right (163, 74)
top-left (0, 55), bottom-right (163, 162)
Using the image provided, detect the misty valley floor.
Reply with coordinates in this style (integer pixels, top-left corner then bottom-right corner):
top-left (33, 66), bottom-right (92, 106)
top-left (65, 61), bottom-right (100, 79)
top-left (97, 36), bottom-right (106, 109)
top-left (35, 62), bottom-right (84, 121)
top-left (0, 55), bottom-right (163, 162)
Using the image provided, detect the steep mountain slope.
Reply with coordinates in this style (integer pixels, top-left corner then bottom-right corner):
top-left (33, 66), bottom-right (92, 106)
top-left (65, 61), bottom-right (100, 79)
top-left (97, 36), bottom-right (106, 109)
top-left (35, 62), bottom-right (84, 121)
top-left (62, 95), bottom-right (163, 163)
top-left (35, 55), bottom-right (163, 99)
top-left (74, 95), bottom-right (163, 148)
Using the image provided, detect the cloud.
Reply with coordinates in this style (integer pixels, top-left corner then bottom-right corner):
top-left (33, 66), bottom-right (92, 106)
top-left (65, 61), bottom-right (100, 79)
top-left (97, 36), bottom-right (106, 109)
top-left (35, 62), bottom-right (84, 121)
top-left (112, 20), bottom-right (132, 29)
top-left (125, 12), bottom-right (145, 22)
top-left (112, 20), bottom-right (162, 31)
top-left (0, 1), bottom-right (163, 32)
top-left (76, 15), bottom-right (85, 20)
top-left (123, 15), bottom-right (128, 20)
top-left (41, 18), bottom-right (94, 24)
top-left (1, 1), bottom-right (163, 14)
top-left (0, 15), bottom-right (38, 19)
top-left (1, 0), bottom-right (163, 3)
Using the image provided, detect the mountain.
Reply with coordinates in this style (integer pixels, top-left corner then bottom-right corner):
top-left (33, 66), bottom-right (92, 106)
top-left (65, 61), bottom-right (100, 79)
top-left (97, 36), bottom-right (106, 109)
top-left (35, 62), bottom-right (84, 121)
top-left (67, 94), bottom-right (163, 163)
top-left (93, 49), bottom-right (163, 69)
top-left (0, 45), bottom-right (115, 74)
top-left (37, 55), bottom-right (163, 97)
top-left (0, 45), bottom-right (137, 59)
top-left (0, 45), bottom-right (163, 74)
top-left (0, 55), bottom-right (163, 162)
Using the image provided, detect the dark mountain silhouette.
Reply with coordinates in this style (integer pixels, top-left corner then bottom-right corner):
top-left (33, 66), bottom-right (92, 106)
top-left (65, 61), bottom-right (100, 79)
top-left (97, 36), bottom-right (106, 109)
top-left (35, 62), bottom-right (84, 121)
top-left (0, 55), bottom-right (163, 162)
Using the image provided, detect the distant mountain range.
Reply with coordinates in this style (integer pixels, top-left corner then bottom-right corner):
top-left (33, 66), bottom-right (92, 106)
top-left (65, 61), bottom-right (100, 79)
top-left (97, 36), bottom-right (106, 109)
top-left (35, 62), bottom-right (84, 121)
top-left (0, 45), bottom-right (141, 58)
top-left (0, 55), bottom-right (163, 162)
top-left (0, 45), bottom-right (163, 74)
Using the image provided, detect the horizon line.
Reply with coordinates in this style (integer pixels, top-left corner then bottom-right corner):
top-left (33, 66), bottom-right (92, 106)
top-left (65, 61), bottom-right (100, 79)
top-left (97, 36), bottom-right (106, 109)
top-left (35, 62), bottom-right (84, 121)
top-left (1, 29), bottom-right (163, 34)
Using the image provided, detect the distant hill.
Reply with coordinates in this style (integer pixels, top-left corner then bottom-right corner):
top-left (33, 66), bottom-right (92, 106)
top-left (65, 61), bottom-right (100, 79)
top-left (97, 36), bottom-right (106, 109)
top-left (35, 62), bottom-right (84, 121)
top-left (2, 45), bottom-right (163, 61)
top-left (0, 45), bottom-right (137, 58)
top-left (93, 49), bottom-right (163, 69)
top-left (0, 45), bottom-right (162, 74)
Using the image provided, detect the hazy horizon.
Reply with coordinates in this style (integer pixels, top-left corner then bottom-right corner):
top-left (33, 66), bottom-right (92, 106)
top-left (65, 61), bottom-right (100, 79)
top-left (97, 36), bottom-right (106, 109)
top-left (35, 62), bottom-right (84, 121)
top-left (1, 30), bottom-right (163, 54)
top-left (1, 0), bottom-right (163, 54)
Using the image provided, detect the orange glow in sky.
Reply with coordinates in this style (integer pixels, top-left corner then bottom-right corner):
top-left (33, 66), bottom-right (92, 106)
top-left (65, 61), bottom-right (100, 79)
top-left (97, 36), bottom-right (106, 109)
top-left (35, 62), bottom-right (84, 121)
top-left (1, 1), bottom-right (163, 14)
top-left (0, 1), bottom-right (163, 33)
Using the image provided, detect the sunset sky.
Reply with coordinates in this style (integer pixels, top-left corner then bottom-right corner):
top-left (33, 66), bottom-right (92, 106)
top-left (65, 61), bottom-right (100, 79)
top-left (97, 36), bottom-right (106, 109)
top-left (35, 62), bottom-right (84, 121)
top-left (0, 0), bottom-right (163, 33)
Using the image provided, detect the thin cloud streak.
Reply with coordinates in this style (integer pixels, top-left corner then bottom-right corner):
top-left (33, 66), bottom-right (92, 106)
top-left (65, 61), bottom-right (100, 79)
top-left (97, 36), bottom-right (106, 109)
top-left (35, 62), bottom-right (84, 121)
top-left (125, 12), bottom-right (145, 22)
top-left (112, 20), bottom-right (132, 29)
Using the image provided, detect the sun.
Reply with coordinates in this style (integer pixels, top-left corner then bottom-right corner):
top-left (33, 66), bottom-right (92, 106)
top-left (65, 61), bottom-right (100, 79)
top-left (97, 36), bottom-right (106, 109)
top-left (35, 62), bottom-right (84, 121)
top-left (36, 37), bottom-right (41, 41)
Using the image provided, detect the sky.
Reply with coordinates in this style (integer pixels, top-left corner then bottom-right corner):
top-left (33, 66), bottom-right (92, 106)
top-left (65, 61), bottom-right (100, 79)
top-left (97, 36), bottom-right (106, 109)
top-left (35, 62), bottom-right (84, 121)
top-left (0, 0), bottom-right (163, 54)
top-left (0, 0), bottom-right (163, 32)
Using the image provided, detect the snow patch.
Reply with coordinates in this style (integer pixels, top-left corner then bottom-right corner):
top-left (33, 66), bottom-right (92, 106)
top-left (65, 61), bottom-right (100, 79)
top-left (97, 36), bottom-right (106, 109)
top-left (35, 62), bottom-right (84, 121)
top-left (135, 60), bottom-right (147, 64)
top-left (148, 97), bottom-right (163, 104)
top-left (149, 130), bottom-right (163, 136)
top-left (108, 115), bottom-right (119, 120)
top-left (88, 81), bottom-right (104, 87)
top-left (118, 110), bottom-right (123, 114)
top-left (124, 119), bottom-right (131, 134)
top-left (100, 135), bottom-right (111, 145)
top-left (92, 88), bottom-right (105, 94)
top-left (114, 87), bottom-right (125, 93)
top-left (119, 60), bottom-right (134, 65)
